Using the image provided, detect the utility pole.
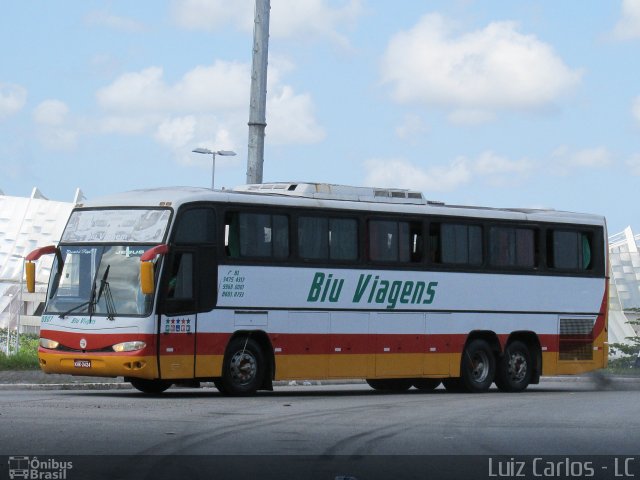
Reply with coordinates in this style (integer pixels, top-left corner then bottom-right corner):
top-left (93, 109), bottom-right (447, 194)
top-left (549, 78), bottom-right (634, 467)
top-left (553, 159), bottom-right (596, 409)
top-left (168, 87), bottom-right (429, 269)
top-left (246, 0), bottom-right (270, 185)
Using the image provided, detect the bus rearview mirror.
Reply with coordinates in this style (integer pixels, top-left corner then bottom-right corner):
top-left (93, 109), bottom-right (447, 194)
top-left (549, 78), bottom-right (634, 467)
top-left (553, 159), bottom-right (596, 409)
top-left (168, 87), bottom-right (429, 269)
top-left (25, 262), bottom-right (36, 293)
top-left (140, 262), bottom-right (155, 295)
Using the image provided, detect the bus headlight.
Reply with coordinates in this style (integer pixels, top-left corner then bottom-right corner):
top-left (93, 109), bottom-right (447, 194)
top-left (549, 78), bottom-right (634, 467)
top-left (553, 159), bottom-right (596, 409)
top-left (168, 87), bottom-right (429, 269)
top-left (112, 341), bottom-right (146, 352)
top-left (39, 338), bottom-right (59, 349)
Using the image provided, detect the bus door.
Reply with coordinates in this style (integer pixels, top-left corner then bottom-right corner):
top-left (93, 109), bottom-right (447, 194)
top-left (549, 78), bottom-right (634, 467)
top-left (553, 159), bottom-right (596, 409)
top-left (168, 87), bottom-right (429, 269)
top-left (158, 249), bottom-right (198, 379)
top-left (157, 206), bottom-right (218, 380)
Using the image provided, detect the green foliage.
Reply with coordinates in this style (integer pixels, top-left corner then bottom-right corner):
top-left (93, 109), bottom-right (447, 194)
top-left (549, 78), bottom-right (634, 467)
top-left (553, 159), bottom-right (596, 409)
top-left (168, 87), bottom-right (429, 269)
top-left (0, 331), bottom-right (39, 371)
top-left (609, 315), bottom-right (640, 371)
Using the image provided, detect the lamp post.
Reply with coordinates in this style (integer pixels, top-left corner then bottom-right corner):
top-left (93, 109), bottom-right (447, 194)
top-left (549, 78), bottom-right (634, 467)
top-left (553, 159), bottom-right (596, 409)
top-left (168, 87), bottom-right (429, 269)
top-left (192, 148), bottom-right (236, 190)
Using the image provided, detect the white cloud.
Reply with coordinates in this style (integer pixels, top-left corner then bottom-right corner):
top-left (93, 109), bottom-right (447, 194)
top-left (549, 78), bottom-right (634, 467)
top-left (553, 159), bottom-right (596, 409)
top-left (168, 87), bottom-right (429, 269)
top-left (363, 151), bottom-right (534, 193)
top-left (627, 154), bottom-right (640, 175)
top-left (33, 99), bottom-right (78, 151)
top-left (154, 116), bottom-right (197, 149)
top-left (364, 157), bottom-right (471, 192)
top-left (0, 83), bottom-right (27, 120)
top-left (95, 60), bottom-right (324, 157)
top-left (33, 100), bottom-right (69, 126)
top-left (381, 14), bottom-right (581, 116)
top-left (96, 62), bottom-right (249, 114)
top-left (84, 11), bottom-right (145, 32)
top-left (170, 0), bottom-right (361, 46)
top-left (267, 86), bottom-right (325, 144)
top-left (612, 0), bottom-right (640, 40)
top-left (550, 146), bottom-right (613, 175)
top-left (171, 0), bottom-right (248, 31)
top-left (472, 151), bottom-right (533, 187)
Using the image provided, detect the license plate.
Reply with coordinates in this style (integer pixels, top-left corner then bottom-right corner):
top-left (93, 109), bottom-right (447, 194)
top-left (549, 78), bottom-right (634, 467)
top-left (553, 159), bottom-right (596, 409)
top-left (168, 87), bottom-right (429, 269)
top-left (73, 359), bottom-right (91, 368)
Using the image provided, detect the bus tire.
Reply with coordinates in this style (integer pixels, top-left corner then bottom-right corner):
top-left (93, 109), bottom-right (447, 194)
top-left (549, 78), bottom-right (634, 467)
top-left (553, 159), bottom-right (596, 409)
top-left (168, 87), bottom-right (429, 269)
top-left (460, 339), bottom-right (495, 393)
top-left (412, 379), bottom-right (441, 391)
top-left (130, 378), bottom-right (172, 394)
top-left (495, 341), bottom-right (532, 392)
top-left (366, 379), bottom-right (412, 391)
top-left (220, 337), bottom-right (265, 396)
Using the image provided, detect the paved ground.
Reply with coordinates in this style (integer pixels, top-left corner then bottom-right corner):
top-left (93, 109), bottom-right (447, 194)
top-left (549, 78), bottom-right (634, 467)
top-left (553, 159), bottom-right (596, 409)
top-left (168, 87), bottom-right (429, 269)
top-left (0, 368), bottom-right (639, 389)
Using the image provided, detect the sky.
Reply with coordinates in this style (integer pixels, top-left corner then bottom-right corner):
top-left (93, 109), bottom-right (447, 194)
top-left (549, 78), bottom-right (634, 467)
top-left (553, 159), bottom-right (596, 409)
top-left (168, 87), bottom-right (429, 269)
top-left (1, 0), bottom-right (639, 236)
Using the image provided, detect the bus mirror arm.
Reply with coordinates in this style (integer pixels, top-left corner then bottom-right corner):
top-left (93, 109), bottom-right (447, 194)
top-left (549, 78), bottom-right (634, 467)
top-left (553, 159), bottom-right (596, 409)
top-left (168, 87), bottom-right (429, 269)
top-left (25, 245), bottom-right (59, 293)
top-left (140, 244), bottom-right (170, 295)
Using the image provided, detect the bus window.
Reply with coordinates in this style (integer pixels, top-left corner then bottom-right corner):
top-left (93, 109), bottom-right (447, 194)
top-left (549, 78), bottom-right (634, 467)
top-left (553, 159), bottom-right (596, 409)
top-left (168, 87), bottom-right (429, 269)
top-left (173, 208), bottom-right (216, 244)
top-left (368, 220), bottom-right (422, 263)
top-left (226, 212), bottom-right (289, 259)
top-left (548, 230), bottom-right (594, 271)
top-left (298, 216), bottom-right (358, 261)
top-left (489, 227), bottom-right (536, 268)
top-left (431, 223), bottom-right (482, 266)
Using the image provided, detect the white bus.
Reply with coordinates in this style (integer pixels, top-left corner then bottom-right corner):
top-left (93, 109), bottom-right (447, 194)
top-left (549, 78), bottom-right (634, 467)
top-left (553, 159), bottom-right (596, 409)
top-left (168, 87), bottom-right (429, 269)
top-left (26, 183), bottom-right (608, 395)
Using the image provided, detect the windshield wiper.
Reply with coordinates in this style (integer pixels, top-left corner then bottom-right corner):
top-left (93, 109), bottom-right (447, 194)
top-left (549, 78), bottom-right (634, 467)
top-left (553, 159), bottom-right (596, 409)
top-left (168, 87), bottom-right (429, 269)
top-left (58, 300), bottom-right (92, 319)
top-left (58, 267), bottom-right (101, 319)
top-left (96, 265), bottom-right (117, 320)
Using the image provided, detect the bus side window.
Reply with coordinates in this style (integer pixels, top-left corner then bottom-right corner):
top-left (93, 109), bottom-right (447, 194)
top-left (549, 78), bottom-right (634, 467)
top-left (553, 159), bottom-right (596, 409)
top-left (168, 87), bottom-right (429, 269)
top-left (582, 233), bottom-right (592, 270)
top-left (167, 253), bottom-right (193, 299)
top-left (435, 223), bottom-right (483, 266)
top-left (226, 212), bottom-right (289, 259)
top-left (368, 220), bottom-right (422, 264)
top-left (547, 229), bottom-right (595, 272)
top-left (225, 213), bottom-right (241, 258)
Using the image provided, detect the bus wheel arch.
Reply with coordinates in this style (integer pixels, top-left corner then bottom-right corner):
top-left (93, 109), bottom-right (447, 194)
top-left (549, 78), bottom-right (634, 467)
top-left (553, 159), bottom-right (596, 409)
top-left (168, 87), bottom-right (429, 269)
top-left (495, 332), bottom-right (540, 392)
top-left (219, 331), bottom-right (273, 396)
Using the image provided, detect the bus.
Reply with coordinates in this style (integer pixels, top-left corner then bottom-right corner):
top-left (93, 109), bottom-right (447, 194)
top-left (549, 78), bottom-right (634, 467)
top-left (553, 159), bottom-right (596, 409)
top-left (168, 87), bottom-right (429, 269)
top-left (25, 182), bottom-right (608, 395)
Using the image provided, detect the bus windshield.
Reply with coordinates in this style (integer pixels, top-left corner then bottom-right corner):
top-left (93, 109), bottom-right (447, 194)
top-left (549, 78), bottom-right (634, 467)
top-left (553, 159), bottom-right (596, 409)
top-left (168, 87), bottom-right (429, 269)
top-left (45, 245), bottom-right (154, 317)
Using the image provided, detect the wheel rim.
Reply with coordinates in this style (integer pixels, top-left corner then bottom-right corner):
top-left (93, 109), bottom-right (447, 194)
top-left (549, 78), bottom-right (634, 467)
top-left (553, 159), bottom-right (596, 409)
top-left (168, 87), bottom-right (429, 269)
top-left (230, 349), bottom-right (257, 385)
top-left (470, 351), bottom-right (490, 383)
top-left (507, 352), bottom-right (527, 383)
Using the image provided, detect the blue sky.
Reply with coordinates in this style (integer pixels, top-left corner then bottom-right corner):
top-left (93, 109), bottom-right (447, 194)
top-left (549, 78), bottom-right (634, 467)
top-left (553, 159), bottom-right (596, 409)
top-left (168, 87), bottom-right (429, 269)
top-left (1, 0), bottom-right (639, 235)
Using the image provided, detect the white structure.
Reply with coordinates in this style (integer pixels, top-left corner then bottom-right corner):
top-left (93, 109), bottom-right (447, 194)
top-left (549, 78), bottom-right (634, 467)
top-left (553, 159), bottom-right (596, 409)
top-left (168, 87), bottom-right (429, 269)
top-left (0, 188), bottom-right (78, 334)
top-left (608, 226), bottom-right (640, 349)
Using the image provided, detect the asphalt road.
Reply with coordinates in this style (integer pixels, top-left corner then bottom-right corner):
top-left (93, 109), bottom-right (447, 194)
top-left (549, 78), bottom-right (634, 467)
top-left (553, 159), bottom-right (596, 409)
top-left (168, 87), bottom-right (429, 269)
top-left (1, 378), bottom-right (639, 479)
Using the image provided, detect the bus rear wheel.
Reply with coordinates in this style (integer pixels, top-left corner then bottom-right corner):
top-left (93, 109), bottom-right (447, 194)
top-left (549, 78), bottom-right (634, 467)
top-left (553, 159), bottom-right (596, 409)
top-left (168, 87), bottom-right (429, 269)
top-left (460, 339), bottom-right (495, 393)
top-left (495, 341), bottom-right (532, 392)
top-left (366, 379), bottom-right (412, 392)
top-left (219, 337), bottom-right (265, 396)
top-left (129, 378), bottom-right (172, 394)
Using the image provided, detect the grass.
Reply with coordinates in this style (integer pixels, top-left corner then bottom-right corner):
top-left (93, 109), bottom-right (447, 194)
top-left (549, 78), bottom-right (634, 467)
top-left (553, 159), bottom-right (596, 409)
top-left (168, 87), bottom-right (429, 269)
top-left (0, 333), bottom-right (39, 371)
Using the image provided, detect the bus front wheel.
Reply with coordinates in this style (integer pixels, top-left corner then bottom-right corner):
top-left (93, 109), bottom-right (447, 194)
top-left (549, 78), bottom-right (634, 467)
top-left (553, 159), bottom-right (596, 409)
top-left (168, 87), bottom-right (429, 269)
top-left (220, 337), bottom-right (265, 396)
top-left (129, 378), bottom-right (172, 394)
top-left (495, 341), bottom-right (532, 392)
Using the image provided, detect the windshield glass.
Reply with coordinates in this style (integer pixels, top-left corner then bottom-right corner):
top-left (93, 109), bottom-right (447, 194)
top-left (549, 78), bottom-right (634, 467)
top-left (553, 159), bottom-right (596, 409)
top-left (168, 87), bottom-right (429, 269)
top-left (45, 245), bottom-right (154, 317)
top-left (62, 208), bottom-right (171, 243)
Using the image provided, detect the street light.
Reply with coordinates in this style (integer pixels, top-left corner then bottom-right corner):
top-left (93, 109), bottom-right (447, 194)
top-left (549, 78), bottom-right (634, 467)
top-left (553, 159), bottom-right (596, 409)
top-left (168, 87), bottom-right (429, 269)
top-left (191, 148), bottom-right (237, 190)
